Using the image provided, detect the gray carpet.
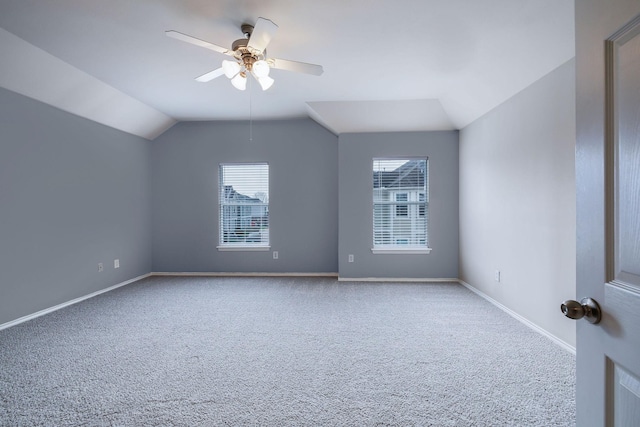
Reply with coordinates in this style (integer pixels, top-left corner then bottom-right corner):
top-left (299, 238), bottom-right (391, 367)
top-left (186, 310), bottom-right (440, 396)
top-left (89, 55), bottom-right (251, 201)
top-left (0, 277), bottom-right (575, 426)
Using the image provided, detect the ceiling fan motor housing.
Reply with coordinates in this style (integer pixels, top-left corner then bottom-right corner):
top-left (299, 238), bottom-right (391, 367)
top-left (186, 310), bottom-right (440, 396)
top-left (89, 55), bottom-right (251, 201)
top-left (231, 37), bottom-right (262, 71)
top-left (231, 38), bottom-right (248, 52)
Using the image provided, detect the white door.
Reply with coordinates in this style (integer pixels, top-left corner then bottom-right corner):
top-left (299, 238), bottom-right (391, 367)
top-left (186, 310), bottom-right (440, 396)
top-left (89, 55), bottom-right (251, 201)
top-left (575, 1), bottom-right (640, 425)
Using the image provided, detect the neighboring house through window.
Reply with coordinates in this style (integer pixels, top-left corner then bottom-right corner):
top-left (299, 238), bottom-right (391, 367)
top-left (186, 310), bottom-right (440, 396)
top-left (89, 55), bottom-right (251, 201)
top-left (395, 193), bottom-right (408, 217)
top-left (218, 163), bottom-right (269, 250)
top-left (372, 158), bottom-right (430, 254)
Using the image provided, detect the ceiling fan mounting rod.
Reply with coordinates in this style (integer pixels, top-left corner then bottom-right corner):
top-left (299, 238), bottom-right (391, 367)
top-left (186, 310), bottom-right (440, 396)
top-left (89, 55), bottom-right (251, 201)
top-left (241, 23), bottom-right (254, 38)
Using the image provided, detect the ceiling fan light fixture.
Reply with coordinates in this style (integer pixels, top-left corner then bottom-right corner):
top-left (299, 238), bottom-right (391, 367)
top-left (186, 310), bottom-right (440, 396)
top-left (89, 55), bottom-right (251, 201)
top-left (231, 72), bottom-right (247, 90)
top-left (257, 75), bottom-right (275, 91)
top-left (222, 60), bottom-right (241, 78)
top-left (167, 17), bottom-right (323, 93)
top-left (252, 59), bottom-right (270, 78)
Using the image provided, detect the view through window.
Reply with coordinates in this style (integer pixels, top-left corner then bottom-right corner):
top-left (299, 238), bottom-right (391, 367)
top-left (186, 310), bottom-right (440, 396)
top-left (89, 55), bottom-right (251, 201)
top-left (219, 163), bottom-right (269, 247)
top-left (373, 158), bottom-right (428, 250)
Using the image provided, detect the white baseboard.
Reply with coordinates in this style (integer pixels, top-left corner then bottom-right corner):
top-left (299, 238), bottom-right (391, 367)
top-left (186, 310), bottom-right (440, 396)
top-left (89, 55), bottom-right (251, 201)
top-left (338, 277), bottom-right (459, 282)
top-left (0, 273), bottom-right (151, 331)
top-left (458, 280), bottom-right (576, 355)
top-left (152, 272), bottom-right (339, 278)
top-left (0, 273), bottom-right (575, 357)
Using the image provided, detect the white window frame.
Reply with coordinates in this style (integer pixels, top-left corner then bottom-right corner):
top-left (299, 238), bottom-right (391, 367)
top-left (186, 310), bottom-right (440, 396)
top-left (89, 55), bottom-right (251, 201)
top-left (372, 158), bottom-right (431, 254)
top-left (217, 163), bottom-right (270, 251)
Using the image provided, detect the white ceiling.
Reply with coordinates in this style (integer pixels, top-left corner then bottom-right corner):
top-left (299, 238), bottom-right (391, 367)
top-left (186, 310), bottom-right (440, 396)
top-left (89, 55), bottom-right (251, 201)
top-left (0, 0), bottom-right (575, 139)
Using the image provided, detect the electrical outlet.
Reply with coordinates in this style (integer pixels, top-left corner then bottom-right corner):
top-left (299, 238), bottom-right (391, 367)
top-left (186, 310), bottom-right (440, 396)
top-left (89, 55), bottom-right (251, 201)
top-left (273, 251), bottom-right (278, 260)
top-left (98, 263), bottom-right (104, 272)
top-left (348, 254), bottom-right (354, 263)
top-left (495, 270), bottom-right (501, 282)
top-left (114, 259), bottom-right (120, 269)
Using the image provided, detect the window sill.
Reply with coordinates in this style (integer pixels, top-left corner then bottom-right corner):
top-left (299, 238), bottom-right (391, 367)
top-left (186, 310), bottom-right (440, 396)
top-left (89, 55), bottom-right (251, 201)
top-left (217, 246), bottom-right (271, 252)
top-left (371, 247), bottom-right (432, 255)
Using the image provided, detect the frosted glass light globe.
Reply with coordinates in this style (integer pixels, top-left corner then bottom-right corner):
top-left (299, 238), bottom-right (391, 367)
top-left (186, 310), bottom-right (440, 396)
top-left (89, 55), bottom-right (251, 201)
top-left (252, 60), bottom-right (270, 78)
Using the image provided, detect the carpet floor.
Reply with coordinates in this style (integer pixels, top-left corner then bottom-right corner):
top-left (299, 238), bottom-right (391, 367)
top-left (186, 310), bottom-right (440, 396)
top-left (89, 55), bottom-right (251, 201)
top-left (0, 277), bottom-right (575, 426)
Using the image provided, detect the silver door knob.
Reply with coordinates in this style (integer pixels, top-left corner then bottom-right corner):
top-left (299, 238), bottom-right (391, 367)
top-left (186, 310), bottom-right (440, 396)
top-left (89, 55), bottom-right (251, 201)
top-left (560, 297), bottom-right (602, 324)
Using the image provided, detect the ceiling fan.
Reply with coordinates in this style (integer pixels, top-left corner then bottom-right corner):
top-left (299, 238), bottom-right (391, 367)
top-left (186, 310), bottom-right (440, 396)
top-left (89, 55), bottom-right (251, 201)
top-left (166, 17), bottom-right (323, 91)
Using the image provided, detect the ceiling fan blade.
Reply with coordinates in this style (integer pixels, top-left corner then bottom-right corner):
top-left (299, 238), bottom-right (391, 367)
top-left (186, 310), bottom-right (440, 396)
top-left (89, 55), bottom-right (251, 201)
top-left (268, 58), bottom-right (324, 76)
top-left (247, 18), bottom-right (278, 54)
top-left (166, 30), bottom-right (231, 55)
top-left (195, 67), bottom-right (225, 82)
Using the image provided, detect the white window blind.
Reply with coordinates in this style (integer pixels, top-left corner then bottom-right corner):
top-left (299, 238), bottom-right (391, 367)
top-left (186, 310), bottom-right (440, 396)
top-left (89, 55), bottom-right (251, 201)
top-left (219, 163), bottom-right (269, 247)
top-left (373, 158), bottom-right (428, 250)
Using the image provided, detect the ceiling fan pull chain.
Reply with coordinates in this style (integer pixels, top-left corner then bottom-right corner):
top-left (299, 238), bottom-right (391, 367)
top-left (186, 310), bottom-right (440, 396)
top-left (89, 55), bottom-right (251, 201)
top-left (249, 77), bottom-right (253, 142)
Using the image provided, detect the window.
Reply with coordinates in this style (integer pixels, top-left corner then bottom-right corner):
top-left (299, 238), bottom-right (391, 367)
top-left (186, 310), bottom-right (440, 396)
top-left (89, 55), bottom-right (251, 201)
top-left (372, 158), bottom-right (430, 253)
top-left (395, 193), bottom-right (408, 217)
top-left (218, 163), bottom-right (269, 250)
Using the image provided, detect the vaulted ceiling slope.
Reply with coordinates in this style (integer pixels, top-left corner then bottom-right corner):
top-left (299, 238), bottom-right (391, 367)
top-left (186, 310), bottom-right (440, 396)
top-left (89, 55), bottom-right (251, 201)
top-left (0, 0), bottom-right (574, 139)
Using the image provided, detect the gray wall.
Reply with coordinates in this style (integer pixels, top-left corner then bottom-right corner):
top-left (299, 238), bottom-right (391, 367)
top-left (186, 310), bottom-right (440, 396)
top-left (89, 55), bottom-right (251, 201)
top-left (1, 58), bottom-right (574, 354)
top-left (151, 119), bottom-right (339, 273)
top-left (459, 59), bottom-right (576, 347)
top-left (0, 87), bottom-right (152, 325)
top-left (338, 131), bottom-right (459, 279)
